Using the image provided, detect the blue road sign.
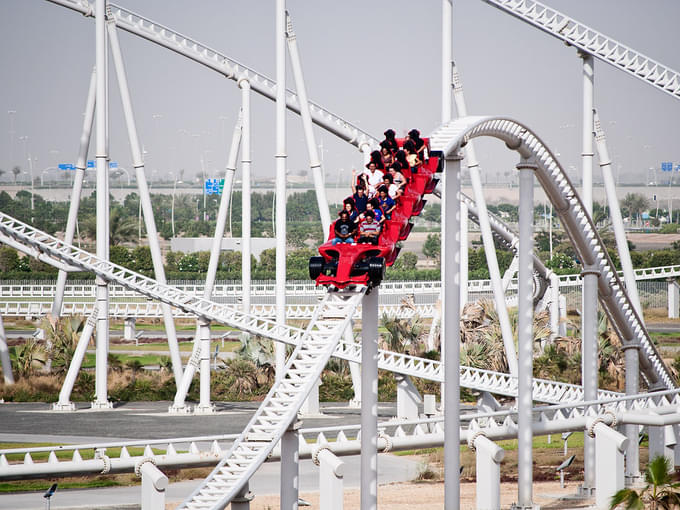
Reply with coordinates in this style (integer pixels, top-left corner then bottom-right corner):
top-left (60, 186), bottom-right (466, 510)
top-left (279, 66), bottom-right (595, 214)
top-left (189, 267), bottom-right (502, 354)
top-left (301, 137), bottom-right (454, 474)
top-left (661, 161), bottom-right (673, 172)
top-left (87, 160), bottom-right (95, 168)
top-left (58, 163), bottom-right (75, 170)
top-left (204, 178), bottom-right (225, 195)
top-left (109, 161), bottom-right (118, 169)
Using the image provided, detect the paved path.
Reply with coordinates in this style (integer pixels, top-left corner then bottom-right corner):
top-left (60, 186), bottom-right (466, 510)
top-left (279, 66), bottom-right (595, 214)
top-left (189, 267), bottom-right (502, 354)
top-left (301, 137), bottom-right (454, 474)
top-left (0, 400), bottom-right (421, 509)
top-left (0, 454), bottom-right (420, 510)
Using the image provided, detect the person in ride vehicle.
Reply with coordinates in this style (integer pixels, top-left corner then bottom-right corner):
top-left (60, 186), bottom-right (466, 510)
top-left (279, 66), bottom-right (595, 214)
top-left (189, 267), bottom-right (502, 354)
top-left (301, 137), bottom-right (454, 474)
top-left (394, 149), bottom-right (412, 176)
top-left (407, 129), bottom-right (427, 162)
top-left (388, 163), bottom-right (407, 192)
top-left (357, 163), bottom-right (384, 197)
top-left (377, 186), bottom-right (396, 219)
top-left (382, 172), bottom-right (402, 199)
top-left (380, 146), bottom-right (394, 167)
top-left (381, 129), bottom-right (399, 153)
top-left (403, 140), bottom-right (422, 172)
top-left (370, 150), bottom-right (385, 170)
top-left (342, 198), bottom-right (359, 222)
top-left (357, 210), bottom-right (381, 245)
top-left (358, 198), bottom-right (383, 224)
top-left (350, 181), bottom-right (368, 213)
top-left (331, 210), bottom-right (357, 245)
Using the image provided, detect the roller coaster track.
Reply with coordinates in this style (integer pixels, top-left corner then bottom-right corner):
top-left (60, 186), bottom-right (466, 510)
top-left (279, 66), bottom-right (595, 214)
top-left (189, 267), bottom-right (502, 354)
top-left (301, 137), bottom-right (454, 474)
top-left (0, 212), bottom-right (622, 406)
top-left (45, 0), bottom-right (378, 150)
top-left (481, 0), bottom-right (680, 101)
top-left (430, 115), bottom-right (675, 391)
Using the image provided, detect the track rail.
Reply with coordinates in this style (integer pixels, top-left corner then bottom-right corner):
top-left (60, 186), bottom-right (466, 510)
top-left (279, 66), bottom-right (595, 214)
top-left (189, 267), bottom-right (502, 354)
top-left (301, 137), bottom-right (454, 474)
top-left (431, 116), bottom-right (675, 390)
top-left (45, 0), bottom-right (378, 150)
top-left (0, 212), bottom-right (621, 405)
top-left (481, 0), bottom-right (680, 101)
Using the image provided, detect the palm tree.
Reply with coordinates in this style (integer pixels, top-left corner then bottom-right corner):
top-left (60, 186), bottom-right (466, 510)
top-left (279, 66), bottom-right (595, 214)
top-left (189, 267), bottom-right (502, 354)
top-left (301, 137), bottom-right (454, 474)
top-left (237, 336), bottom-right (276, 386)
top-left (10, 339), bottom-right (46, 378)
top-left (610, 455), bottom-right (680, 509)
top-left (80, 209), bottom-right (137, 245)
top-left (11, 166), bottom-right (20, 183)
top-left (40, 314), bottom-right (86, 374)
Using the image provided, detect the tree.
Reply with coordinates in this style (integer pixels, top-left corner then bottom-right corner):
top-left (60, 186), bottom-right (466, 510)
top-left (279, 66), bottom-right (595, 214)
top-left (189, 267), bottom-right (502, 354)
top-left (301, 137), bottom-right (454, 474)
top-left (610, 455), bottom-right (680, 509)
top-left (423, 233), bottom-right (441, 261)
top-left (109, 208), bottom-right (137, 245)
top-left (0, 247), bottom-right (20, 272)
top-left (621, 193), bottom-right (650, 227)
top-left (11, 166), bottom-right (21, 183)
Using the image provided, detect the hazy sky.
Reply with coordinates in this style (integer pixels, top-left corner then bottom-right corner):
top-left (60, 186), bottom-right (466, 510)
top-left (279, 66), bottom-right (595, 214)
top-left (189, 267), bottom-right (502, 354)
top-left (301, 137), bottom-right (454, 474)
top-left (1, 0), bottom-right (679, 188)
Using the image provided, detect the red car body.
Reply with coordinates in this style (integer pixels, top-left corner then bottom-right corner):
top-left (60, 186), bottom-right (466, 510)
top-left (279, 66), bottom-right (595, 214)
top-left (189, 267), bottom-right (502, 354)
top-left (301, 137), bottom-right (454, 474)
top-left (313, 138), bottom-right (440, 289)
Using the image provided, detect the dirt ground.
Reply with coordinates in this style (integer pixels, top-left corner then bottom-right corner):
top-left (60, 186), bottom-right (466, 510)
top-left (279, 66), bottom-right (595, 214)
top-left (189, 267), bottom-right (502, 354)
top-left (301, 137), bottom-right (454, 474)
top-left (207, 480), bottom-right (594, 509)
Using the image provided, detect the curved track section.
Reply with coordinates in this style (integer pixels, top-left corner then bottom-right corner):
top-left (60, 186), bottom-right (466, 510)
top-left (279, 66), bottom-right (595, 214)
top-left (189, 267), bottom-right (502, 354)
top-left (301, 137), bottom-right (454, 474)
top-left (430, 116), bottom-right (675, 390)
top-left (0, 212), bottom-right (621, 406)
top-left (481, 0), bottom-right (680, 101)
top-left (46, 0), bottom-right (378, 150)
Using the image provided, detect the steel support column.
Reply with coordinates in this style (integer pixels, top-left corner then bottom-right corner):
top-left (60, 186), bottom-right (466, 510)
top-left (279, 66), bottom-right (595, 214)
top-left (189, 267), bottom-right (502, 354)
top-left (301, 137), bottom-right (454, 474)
top-left (623, 344), bottom-right (641, 484)
top-left (52, 68), bottom-right (96, 318)
top-left (240, 80), bottom-right (252, 315)
top-left (286, 12), bottom-right (331, 234)
top-left (361, 288), bottom-right (379, 510)
top-left (443, 155), bottom-right (461, 510)
top-left (281, 421), bottom-right (300, 510)
top-left (0, 314), bottom-right (13, 384)
top-left (580, 52), bottom-right (594, 216)
top-left (452, 62), bottom-right (518, 374)
top-left (441, 0), bottom-right (452, 123)
top-left (53, 313), bottom-right (96, 410)
top-left (194, 318), bottom-right (214, 414)
top-left (593, 111), bottom-right (643, 320)
top-left (107, 16), bottom-right (183, 387)
top-left (582, 268), bottom-right (599, 492)
top-left (460, 201), bottom-right (468, 311)
top-left (93, 0), bottom-right (111, 409)
top-left (275, 0), bottom-right (287, 379)
top-left (517, 161), bottom-right (535, 508)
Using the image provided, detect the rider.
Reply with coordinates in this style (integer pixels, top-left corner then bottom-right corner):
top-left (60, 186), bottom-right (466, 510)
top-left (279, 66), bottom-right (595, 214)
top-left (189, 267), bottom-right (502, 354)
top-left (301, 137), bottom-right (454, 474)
top-left (332, 210), bottom-right (357, 245)
top-left (357, 210), bottom-right (380, 245)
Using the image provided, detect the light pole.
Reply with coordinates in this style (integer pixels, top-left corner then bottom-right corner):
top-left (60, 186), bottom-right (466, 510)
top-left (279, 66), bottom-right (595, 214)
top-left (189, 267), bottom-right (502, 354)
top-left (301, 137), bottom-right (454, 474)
top-left (7, 110), bottom-right (16, 166)
top-left (40, 166), bottom-right (58, 186)
top-left (171, 178), bottom-right (182, 236)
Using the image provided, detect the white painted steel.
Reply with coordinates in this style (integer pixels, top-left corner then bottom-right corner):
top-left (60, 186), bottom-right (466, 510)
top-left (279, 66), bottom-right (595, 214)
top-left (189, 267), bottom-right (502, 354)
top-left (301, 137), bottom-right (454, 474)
top-left (429, 116), bottom-right (675, 390)
top-left (53, 313), bottom-right (96, 410)
top-left (239, 82), bottom-right (252, 315)
top-left (473, 435), bottom-right (504, 510)
top-left (0, 315), bottom-right (13, 384)
top-left (93, 0), bottom-right (110, 409)
top-left (592, 423), bottom-right (628, 509)
top-left (517, 163), bottom-right (534, 507)
top-left (52, 67), bottom-right (96, 318)
top-left (441, 0), bottom-right (452, 123)
top-left (3, 390), bottom-right (680, 482)
top-left (593, 111), bottom-right (643, 320)
top-left (178, 287), bottom-right (365, 510)
top-left (286, 13), bottom-right (331, 234)
top-left (443, 156), bottom-right (461, 510)
top-left (361, 290), bottom-right (379, 510)
top-left (480, 0), bottom-right (680, 101)
top-left (275, 0), bottom-right (287, 383)
top-left (46, 0), bottom-right (378, 150)
top-left (107, 17), bottom-right (183, 386)
top-left (452, 62), bottom-right (517, 375)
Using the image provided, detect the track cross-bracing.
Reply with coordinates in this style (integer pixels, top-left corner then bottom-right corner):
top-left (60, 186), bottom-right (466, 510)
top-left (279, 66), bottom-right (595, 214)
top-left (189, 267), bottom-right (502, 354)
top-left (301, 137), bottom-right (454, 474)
top-left (481, 0), bottom-right (680, 101)
top-left (0, 210), bottom-right (624, 407)
top-left (430, 115), bottom-right (676, 391)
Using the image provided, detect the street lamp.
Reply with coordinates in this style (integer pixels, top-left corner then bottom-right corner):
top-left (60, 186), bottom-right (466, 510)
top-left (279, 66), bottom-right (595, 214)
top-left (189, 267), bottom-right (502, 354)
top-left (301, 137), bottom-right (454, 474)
top-left (171, 178), bottom-right (183, 236)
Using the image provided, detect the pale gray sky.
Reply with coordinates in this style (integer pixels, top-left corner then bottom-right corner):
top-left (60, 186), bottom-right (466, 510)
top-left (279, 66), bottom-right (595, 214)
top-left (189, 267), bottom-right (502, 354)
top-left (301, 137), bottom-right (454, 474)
top-left (1, 0), bottom-right (679, 188)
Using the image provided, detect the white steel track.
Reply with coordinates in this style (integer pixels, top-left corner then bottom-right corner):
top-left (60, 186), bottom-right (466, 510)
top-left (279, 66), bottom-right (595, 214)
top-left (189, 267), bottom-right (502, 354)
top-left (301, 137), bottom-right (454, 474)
top-left (481, 0), bottom-right (680, 101)
top-left (2, 389), bottom-right (678, 481)
top-left (45, 0), bottom-right (378, 150)
top-left (430, 116), bottom-right (676, 391)
top-left (0, 212), bottom-right (621, 407)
